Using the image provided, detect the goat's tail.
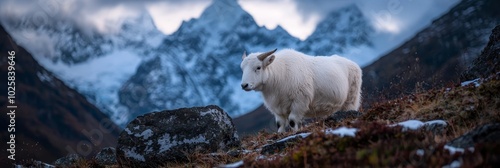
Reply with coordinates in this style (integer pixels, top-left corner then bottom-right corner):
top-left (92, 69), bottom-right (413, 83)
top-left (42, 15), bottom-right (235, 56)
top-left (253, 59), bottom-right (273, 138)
top-left (341, 63), bottom-right (362, 111)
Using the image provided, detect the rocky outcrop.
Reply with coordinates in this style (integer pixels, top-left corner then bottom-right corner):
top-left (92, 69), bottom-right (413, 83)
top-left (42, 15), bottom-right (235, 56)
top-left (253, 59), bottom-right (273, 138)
top-left (53, 154), bottom-right (82, 167)
top-left (446, 123), bottom-right (500, 148)
top-left (462, 25), bottom-right (500, 80)
top-left (0, 25), bottom-right (119, 164)
top-left (116, 105), bottom-right (240, 167)
top-left (362, 0), bottom-right (500, 108)
top-left (94, 147), bottom-right (117, 166)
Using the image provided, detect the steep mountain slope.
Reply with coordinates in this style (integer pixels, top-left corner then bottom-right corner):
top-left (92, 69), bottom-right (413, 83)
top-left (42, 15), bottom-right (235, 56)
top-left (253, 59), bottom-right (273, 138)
top-left (235, 0), bottom-right (500, 134)
top-left (1, 12), bottom-right (161, 65)
top-left (1, 17), bottom-right (109, 64)
top-left (362, 0), bottom-right (500, 107)
top-left (462, 25), bottom-right (500, 80)
top-left (0, 25), bottom-right (120, 164)
top-left (2, 12), bottom-right (164, 125)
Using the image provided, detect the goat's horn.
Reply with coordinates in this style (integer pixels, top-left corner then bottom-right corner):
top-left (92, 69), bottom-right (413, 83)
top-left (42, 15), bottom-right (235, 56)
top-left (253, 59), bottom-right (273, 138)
top-left (242, 51), bottom-right (247, 60)
top-left (257, 48), bottom-right (277, 61)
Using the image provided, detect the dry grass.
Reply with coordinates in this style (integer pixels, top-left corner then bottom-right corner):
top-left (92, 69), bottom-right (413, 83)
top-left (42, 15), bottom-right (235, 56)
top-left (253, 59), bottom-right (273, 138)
top-left (362, 75), bottom-right (500, 140)
top-left (249, 121), bottom-right (500, 167)
top-left (159, 151), bottom-right (239, 168)
top-left (245, 74), bottom-right (500, 167)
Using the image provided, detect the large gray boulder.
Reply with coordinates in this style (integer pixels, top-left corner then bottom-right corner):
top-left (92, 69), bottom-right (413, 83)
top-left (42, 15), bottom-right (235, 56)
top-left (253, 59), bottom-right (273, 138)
top-left (116, 105), bottom-right (240, 167)
top-left (94, 147), bottom-right (117, 166)
top-left (446, 123), bottom-right (500, 148)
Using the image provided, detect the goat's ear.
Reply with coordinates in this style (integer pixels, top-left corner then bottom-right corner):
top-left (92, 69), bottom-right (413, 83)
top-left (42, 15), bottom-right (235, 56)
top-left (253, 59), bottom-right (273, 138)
top-left (263, 55), bottom-right (275, 67)
top-left (242, 51), bottom-right (247, 60)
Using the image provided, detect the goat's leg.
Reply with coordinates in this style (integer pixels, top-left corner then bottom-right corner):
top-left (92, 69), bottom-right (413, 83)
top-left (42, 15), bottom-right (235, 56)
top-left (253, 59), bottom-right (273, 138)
top-left (274, 114), bottom-right (288, 133)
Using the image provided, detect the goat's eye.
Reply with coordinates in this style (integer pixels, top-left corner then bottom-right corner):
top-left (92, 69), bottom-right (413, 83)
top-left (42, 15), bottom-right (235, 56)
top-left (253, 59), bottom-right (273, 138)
top-left (256, 66), bottom-right (261, 70)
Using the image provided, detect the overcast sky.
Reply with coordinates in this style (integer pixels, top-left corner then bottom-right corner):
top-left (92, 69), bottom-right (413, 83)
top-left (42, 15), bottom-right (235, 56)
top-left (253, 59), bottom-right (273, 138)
top-left (0, 0), bottom-right (459, 40)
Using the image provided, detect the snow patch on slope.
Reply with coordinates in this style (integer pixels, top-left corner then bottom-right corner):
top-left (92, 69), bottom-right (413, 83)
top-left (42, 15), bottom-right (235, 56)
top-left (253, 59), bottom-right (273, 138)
top-left (324, 127), bottom-right (358, 137)
top-left (35, 50), bottom-right (142, 124)
top-left (391, 119), bottom-right (447, 131)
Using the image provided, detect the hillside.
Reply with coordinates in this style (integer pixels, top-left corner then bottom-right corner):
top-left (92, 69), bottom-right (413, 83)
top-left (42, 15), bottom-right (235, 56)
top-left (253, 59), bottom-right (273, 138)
top-left (174, 25), bottom-right (500, 167)
top-left (362, 0), bottom-right (500, 107)
top-left (26, 74), bottom-right (500, 167)
top-left (0, 25), bottom-right (120, 165)
top-left (234, 0), bottom-right (500, 135)
top-left (16, 24), bottom-right (500, 168)
top-left (235, 25), bottom-right (500, 167)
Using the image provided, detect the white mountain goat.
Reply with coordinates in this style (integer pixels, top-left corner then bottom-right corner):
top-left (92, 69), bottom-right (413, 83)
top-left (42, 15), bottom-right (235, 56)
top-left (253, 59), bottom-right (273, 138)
top-left (240, 49), bottom-right (362, 132)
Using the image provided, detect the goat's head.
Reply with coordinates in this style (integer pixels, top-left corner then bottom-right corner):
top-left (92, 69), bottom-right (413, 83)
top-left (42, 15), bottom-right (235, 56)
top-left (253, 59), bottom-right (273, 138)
top-left (240, 49), bottom-right (277, 91)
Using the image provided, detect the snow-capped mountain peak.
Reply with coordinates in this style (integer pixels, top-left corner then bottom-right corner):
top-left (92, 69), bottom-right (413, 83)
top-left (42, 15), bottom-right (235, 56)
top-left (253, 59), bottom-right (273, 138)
top-left (113, 12), bottom-right (164, 48)
top-left (197, 0), bottom-right (245, 30)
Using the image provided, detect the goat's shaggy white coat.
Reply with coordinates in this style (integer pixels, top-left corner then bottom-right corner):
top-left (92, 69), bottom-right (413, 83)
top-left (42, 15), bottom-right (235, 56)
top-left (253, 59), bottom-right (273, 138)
top-left (240, 49), bottom-right (362, 132)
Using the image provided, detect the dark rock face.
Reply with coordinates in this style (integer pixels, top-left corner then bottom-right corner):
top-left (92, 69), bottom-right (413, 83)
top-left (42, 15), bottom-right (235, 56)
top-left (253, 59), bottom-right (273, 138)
top-left (462, 25), bottom-right (500, 80)
top-left (94, 147), bottom-right (117, 166)
top-left (447, 123), bottom-right (500, 148)
top-left (53, 154), bottom-right (82, 166)
top-left (0, 25), bottom-right (119, 164)
top-left (362, 0), bottom-right (500, 108)
top-left (116, 105), bottom-right (240, 167)
top-left (234, 105), bottom-right (275, 136)
top-left (423, 121), bottom-right (448, 135)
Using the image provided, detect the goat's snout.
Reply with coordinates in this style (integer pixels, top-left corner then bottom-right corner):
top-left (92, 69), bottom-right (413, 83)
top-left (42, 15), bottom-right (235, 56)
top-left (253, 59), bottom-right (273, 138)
top-left (241, 83), bottom-right (249, 90)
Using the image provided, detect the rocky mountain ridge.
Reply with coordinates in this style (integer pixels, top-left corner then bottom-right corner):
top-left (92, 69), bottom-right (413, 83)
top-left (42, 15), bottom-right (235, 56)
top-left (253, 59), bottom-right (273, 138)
top-left (361, 0), bottom-right (500, 106)
top-left (0, 25), bottom-right (120, 164)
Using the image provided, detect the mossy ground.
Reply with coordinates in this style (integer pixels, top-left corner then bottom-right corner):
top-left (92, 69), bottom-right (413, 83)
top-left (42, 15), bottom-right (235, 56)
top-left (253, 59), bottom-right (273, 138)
top-left (242, 75), bottom-right (500, 167)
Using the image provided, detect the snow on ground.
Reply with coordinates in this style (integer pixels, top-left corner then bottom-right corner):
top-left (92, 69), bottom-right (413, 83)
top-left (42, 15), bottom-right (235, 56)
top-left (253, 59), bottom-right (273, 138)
top-left (275, 126), bottom-right (359, 143)
top-left (275, 119), bottom-right (446, 144)
top-left (441, 146), bottom-right (475, 168)
top-left (461, 78), bottom-right (481, 87)
top-left (444, 145), bottom-right (474, 155)
top-left (221, 119), bottom-right (456, 167)
top-left (443, 160), bottom-right (461, 168)
top-left (392, 120), bottom-right (425, 130)
top-left (424, 120), bottom-right (448, 126)
top-left (444, 145), bottom-right (465, 154)
top-left (220, 160), bottom-right (244, 168)
top-left (391, 119), bottom-right (447, 131)
top-left (324, 127), bottom-right (358, 137)
top-left (416, 149), bottom-right (425, 156)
